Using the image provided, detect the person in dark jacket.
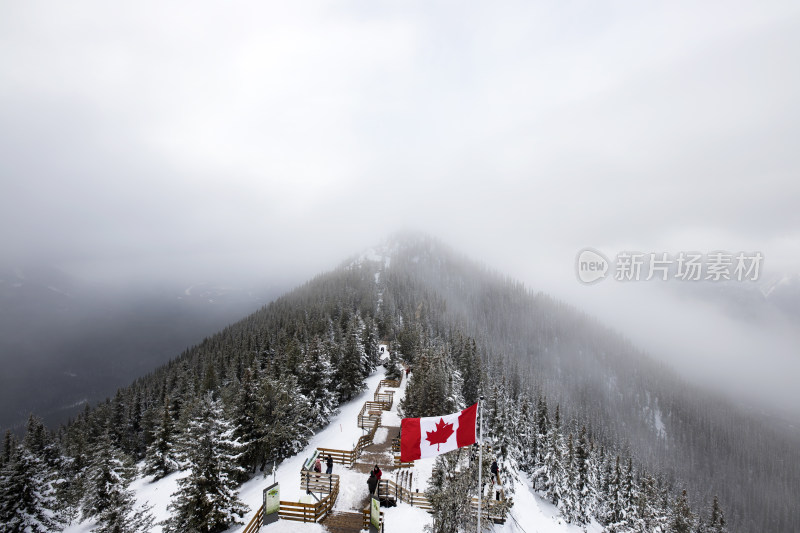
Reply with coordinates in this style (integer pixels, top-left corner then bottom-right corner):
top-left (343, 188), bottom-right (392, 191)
top-left (491, 460), bottom-right (499, 483)
top-left (326, 455), bottom-right (333, 475)
top-left (367, 472), bottom-right (378, 495)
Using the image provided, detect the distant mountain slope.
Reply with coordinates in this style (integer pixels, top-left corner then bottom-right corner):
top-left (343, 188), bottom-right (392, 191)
top-left (0, 264), bottom-right (283, 432)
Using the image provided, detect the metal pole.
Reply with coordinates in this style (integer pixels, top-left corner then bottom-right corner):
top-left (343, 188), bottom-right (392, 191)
top-left (477, 395), bottom-right (484, 533)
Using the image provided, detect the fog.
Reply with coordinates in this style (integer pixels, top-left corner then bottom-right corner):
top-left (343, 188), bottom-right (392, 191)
top-left (2, 1), bottom-right (799, 420)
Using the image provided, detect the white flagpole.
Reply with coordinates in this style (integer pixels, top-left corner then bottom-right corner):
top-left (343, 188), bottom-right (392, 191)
top-left (477, 394), bottom-right (484, 533)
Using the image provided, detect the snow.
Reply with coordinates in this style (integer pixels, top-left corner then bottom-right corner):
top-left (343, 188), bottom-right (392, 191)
top-left (654, 408), bottom-right (666, 438)
top-left (373, 427), bottom-right (389, 445)
top-left (495, 475), bottom-right (604, 533)
top-left (382, 503), bottom-right (431, 532)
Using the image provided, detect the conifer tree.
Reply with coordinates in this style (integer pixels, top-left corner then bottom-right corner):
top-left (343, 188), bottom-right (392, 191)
top-left (86, 428), bottom-right (153, 533)
top-left (707, 495), bottom-right (728, 533)
top-left (299, 337), bottom-right (337, 426)
top-left (144, 397), bottom-right (178, 480)
top-left (1, 430), bottom-right (15, 467)
top-left (336, 314), bottom-right (367, 401)
top-left (670, 489), bottom-right (695, 533)
top-left (536, 405), bottom-right (565, 506)
top-left (385, 339), bottom-right (403, 380)
top-left (163, 392), bottom-right (247, 533)
top-left (81, 428), bottom-right (137, 520)
top-left (426, 448), bottom-right (483, 533)
top-left (231, 367), bottom-right (264, 476)
top-left (573, 425), bottom-right (595, 525)
top-left (0, 445), bottom-right (62, 532)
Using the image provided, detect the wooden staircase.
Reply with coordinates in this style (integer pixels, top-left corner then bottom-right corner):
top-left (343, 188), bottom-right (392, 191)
top-left (322, 510), bottom-right (366, 533)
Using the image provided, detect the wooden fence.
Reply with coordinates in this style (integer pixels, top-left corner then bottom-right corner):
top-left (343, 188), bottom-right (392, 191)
top-left (241, 506), bottom-right (262, 533)
top-left (379, 378), bottom-right (401, 389)
top-left (377, 479), bottom-right (432, 510)
top-left (300, 471), bottom-right (339, 495)
top-left (316, 416), bottom-right (380, 468)
top-left (358, 401), bottom-right (385, 428)
top-left (316, 446), bottom-right (357, 467)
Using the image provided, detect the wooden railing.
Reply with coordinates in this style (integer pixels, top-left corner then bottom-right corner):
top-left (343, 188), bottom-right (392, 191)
top-left (470, 497), bottom-right (509, 524)
top-left (316, 417), bottom-right (380, 470)
top-left (241, 506), bottom-right (262, 533)
top-left (378, 479), bottom-right (431, 510)
top-left (317, 447), bottom-right (356, 467)
top-left (357, 418), bottom-right (380, 452)
top-left (379, 378), bottom-right (401, 388)
top-left (358, 401), bottom-right (384, 428)
top-left (374, 391), bottom-right (394, 408)
top-left (375, 479), bottom-right (507, 522)
top-left (300, 471), bottom-right (339, 495)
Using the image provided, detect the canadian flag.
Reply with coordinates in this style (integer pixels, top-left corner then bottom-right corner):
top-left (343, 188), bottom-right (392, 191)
top-left (400, 403), bottom-right (478, 462)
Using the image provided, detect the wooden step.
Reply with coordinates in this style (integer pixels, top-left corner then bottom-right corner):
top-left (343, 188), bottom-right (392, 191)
top-left (322, 510), bottom-right (365, 533)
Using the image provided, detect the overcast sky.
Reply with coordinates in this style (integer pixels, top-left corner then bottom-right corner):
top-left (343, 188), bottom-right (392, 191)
top-left (2, 2), bottom-right (799, 412)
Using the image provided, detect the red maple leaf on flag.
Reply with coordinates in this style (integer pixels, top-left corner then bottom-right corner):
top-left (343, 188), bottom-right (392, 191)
top-left (425, 418), bottom-right (455, 451)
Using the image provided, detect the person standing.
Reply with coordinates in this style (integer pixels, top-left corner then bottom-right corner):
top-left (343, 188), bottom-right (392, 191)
top-left (367, 471), bottom-right (378, 495)
top-left (314, 456), bottom-right (322, 473)
top-left (326, 455), bottom-right (333, 475)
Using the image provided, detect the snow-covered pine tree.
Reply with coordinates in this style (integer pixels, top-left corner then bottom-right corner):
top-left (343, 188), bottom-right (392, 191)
top-left (707, 495), bottom-right (728, 533)
top-left (0, 443), bottom-right (63, 532)
top-left (573, 425), bottom-right (596, 525)
top-left (400, 346), bottom-right (456, 418)
top-left (143, 396), bottom-right (178, 480)
top-left (81, 428), bottom-right (137, 519)
top-left (535, 404), bottom-right (566, 506)
top-left (163, 392), bottom-right (248, 533)
top-left (669, 489), bottom-right (695, 533)
top-left (532, 395), bottom-right (550, 489)
top-left (604, 455), bottom-right (625, 532)
top-left (560, 433), bottom-right (579, 523)
top-left (517, 394), bottom-right (535, 472)
top-left (336, 314), bottom-right (367, 401)
top-left (231, 366), bottom-right (265, 476)
top-left (620, 457), bottom-right (638, 530)
top-left (1, 430), bottom-right (15, 468)
top-left (426, 447), bottom-right (482, 533)
top-left (384, 339), bottom-right (403, 380)
top-left (299, 337), bottom-right (337, 427)
top-left (364, 317), bottom-right (381, 373)
top-left (86, 429), bottom-right (153, 533)
top-left (456, 338), bottom-right (482, 406)
top-left (258, 375), bottom-right (314, 467)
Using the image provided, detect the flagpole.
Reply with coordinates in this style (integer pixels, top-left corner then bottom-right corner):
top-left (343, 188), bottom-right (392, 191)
top-left (477, 394), bottom-right (484, 533)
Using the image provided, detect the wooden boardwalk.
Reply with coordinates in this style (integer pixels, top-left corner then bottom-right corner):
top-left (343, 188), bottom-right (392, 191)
top-left (322, 511), bottom-right (365, 533)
